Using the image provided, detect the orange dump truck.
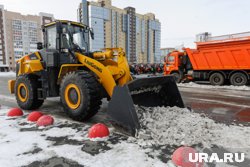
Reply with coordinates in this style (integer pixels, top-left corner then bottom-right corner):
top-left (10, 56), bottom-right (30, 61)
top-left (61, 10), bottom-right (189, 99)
top-left (164, 35), bottom-right (250, 86)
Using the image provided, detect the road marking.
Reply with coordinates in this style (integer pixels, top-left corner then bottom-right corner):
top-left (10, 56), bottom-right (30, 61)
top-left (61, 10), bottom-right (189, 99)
top-left (211, 108), bottom-right (229, 115)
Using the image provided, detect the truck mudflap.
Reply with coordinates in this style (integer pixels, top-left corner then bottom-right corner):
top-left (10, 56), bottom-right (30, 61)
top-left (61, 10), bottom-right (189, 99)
top-left (107, 76), bottom-right (185, 136)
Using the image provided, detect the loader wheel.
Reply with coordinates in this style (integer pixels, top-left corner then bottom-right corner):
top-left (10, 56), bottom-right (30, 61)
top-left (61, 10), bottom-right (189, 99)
top-left (209, 73), bottom-right (224, 86)
top-left (15, 75), bottom-right (44, 110)
top-left (60, 71), bottom-right (102, 121)
top-left (171, 72), bottom-right (182, 83)
top-left (230, 72), bottom-right (247, 86)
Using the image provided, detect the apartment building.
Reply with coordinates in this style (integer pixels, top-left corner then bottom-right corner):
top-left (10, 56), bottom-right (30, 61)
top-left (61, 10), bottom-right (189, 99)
top-left (77, 0), bottom-right (161, 64)
top-left (0, 5), bottom-right (8, 71)
top-left (0, 5), bottom-right (54, 71)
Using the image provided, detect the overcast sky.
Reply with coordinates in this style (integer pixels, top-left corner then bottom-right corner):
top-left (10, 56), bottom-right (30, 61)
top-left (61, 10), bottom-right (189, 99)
top-left (1, 0), bottom-right (250, 48)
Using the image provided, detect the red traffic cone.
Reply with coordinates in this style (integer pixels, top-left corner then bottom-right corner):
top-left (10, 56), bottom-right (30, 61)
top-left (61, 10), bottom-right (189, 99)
top-left (172, 146), bottom-right (203, 167)
top-left (27, 111), bottom-right (43, 122)
top-left (7, 108), bottom-right (23, 117)
top-left (37, 115), bottom-right (54, 127)
top-left (88, 123), bottom-right (110, 138)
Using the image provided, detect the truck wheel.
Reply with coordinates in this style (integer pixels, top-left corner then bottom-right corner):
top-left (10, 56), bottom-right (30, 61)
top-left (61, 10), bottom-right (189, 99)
top-left (171, 72), bottom-right (182, 83)
top-left (230, 72), bottom-right (247, 86)
top-left (15, 75), bottom-right (44, 110)
top-left (209, 73), bottom-right (225, 86)
top-left (60, 71), bottom-right (102, 121)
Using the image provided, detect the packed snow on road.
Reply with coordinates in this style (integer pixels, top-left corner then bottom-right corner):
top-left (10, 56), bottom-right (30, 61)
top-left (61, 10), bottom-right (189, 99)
top-left (0, 72), bottom-right (16, 77)
top-left (0, 104), bottom-right (249, 167)
top-left (178, 82), bottom-right (250, 91)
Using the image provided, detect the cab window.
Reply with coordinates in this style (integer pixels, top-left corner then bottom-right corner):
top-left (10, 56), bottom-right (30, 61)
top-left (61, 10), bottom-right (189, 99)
top-left (47, 26), bottom-right (57, 49)
top-left (167, 56), bottom-right (175, 62)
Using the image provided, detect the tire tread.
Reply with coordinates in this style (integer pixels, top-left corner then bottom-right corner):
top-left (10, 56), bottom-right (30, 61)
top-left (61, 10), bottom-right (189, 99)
top-left (60, 71), bottom-right (102, 121)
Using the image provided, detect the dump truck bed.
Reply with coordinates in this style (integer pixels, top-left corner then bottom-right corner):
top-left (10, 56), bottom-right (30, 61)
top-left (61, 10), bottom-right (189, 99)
top-left (185, 37), bottom-right (250, 70)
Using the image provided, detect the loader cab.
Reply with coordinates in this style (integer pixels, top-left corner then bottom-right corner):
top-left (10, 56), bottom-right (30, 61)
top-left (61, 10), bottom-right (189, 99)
top-left (39, 20), bottom-right (94, 66)
top-left (37, 20), bottom-right (94, 97)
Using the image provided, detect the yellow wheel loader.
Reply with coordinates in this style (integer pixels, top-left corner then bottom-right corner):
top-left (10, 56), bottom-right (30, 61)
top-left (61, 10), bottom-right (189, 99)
top-left (8, 20), bottom-right (184, 136)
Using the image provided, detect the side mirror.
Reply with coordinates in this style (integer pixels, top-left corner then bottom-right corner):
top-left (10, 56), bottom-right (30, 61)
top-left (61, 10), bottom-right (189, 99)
top-left (37, 42), bottom-right (43, 50)
top-left (164, 56), bottom-right (167, 63)
top-left (90, 28), bottom-right (94, 40)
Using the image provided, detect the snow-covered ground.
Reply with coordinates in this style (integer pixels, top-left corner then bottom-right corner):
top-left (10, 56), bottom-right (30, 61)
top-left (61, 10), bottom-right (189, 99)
top-left (0, 105), bottom-right (249, 167)
top-left (178, 82), bottom-right (250, 91)
top-left (0, 106), bottom-right (166, 167)
top-left (0, 72), bottom-right (16, 77)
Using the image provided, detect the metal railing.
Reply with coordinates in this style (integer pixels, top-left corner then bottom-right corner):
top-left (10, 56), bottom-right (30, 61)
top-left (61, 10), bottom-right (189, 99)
top-left (208, 32), bottom-right (250, 41)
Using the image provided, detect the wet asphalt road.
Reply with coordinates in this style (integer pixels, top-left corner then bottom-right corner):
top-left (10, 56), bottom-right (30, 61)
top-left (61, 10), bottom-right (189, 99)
top-left (0, 76), bottom-right (250, 125)
top-left (179, 86), bottom-right (250, 125)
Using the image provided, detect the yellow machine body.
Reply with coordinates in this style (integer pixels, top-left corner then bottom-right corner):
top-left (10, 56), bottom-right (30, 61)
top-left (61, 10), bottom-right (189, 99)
top-left (10, 48), bottom-right (132, 98)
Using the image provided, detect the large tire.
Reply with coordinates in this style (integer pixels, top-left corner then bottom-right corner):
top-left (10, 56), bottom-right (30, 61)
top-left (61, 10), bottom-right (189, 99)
top-left (171, 72), bottom-right (182, 83)
top-left (209, 72), bottom-right (225, 86)
top-left (230, 72), bottom-right (248, 86)
top-left (60, 71), bottom-right (102, 121)
top-left (15, 75), bottom-right (44, 110)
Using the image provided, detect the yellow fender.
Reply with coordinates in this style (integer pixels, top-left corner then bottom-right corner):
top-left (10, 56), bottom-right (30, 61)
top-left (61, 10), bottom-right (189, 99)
top-left (17, 52), bottom-right (44, 76)
top-left (8, 80), bottom-right (16, 94)
top-left (75, 53), bottom-right (117, 97)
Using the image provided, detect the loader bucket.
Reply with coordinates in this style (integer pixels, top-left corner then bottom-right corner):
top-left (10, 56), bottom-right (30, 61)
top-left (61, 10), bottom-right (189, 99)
top-left (107, 75), bottom-right (184, 136)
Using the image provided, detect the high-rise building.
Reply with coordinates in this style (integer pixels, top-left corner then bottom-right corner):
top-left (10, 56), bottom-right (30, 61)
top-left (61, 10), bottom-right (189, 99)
top-left (77, 0), bottom-right (161, 64)
top-left (0, 5), bottom-right (54, 71)
top-left (0, 5), bottom-right (8, 71)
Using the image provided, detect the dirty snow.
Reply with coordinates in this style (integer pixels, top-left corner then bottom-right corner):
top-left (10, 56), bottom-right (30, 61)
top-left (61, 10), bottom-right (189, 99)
top-left (0, 72), bottom-right (16, 77)
top-left (136, 106), bottom-right (250, 149)
top-left (50, 143), bottom-right (166, 167)
top-left (178, 82), bottom-right (250, 90)
top-left (0, 106), bottom-right (166, 167)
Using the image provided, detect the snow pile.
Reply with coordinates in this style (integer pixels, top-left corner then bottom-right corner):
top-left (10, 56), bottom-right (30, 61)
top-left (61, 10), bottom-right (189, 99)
top-left (136, 106), bottom-right (250, 149)
top-left (0, 72), bottom-right (16, 77)
top-left (178, 82), bottom-right (250, 90)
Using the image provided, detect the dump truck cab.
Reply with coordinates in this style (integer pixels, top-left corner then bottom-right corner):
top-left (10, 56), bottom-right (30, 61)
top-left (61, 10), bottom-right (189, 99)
top-left (164, 51), bottom-right (191, 82)
top-left (164, 51), bottom-right (181, 75)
